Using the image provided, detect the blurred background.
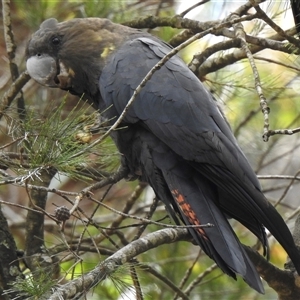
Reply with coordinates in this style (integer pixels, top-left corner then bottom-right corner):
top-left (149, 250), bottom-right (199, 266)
top-left (1, 1), bottom-right (300, 299)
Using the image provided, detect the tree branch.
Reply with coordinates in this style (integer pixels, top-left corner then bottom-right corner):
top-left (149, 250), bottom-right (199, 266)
top-left (2, 0), bottom-right (26, 120)
top-left (245, 246), bottom-right (300, 300)
top-left (46, 228), bottom-right (191, 299)
top-left (42, 223), bottom-right (300, 299)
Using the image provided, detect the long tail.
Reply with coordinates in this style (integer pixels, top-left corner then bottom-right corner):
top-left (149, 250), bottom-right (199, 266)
top-left (137, 132), bottom-right (264, 292)
top-left (161, 167), bottom-right (264, 293)
top-left (195, 163), bottom-right (300, 275)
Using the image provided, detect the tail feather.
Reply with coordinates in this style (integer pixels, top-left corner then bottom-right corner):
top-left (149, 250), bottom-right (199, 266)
top-left (162, 168), bottom-right (264, 293)
top-left (217, 189), bottom-right (269, 258)
top-left (196, 163), bottom-right (300, 275)
top-left (136, 130), bottom-right (298, 294)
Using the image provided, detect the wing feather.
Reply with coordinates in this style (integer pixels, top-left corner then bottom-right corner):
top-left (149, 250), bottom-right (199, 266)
top-left (99, 36), bottom-right (300, 282)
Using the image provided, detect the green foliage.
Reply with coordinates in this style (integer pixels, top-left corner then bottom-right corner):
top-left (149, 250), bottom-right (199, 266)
top-left (1, 98), bottom-right (118, 181)
top-left (77, 0), bottom-right (119, 19)
top-left (14, 0), bottom-right (77, 28)
top-left (4, 272), bottom-right (56, 299)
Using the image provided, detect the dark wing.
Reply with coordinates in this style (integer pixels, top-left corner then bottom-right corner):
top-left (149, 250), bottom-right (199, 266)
top-left (124, 125), bottom-right (263, 292)
top-left (99, 37), bottom-right (300, 280)
top-left (100, 37), bottom-right (267, 242)
top-left (291, 0), bottom-right (300, 34)
top-left (101, 37), bottom-right (259, 185)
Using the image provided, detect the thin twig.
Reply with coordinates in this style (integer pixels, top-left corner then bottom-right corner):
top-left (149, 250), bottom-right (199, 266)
top-left (25, 181), bottom-right (58, 223)
top-left (252, 1), bottom-right (300, 49)
top-left (79, 165), bottom-right (128, 195)
top-left (90, 195), bottom-right (214, 230)
top-left (0, 199), bottom-right (43, 214)
top-left (272, 170), bottom-right (300, 208)
top-left (109, 183), bottom-right (147, 236)
top-left (143, 264), bottom-right (189, 300)
top-left (173, 250), bottom-right (201, 300)
top-left (132, 196), bottom-right (159, 241)
top-left (179, 0), bottom-right (210, 18)
top-left (1, 0), bottom-right (26, 120)
top-left (0, 71), bottom-right (30, 119)
top-left (263, 126), bottom-right (300, 138)
top-left (184, 263), bottom-right (219, 296)
top-left (231, 12), bottom-right (270, 141)
top-left (130, 264), bottom-right (144, 300)
top-left (258, 175), bottom-right (300, 181)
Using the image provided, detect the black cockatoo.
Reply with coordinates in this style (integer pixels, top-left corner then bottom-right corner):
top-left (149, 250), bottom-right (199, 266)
top-left (26, 18), bottom-right (300, 293)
